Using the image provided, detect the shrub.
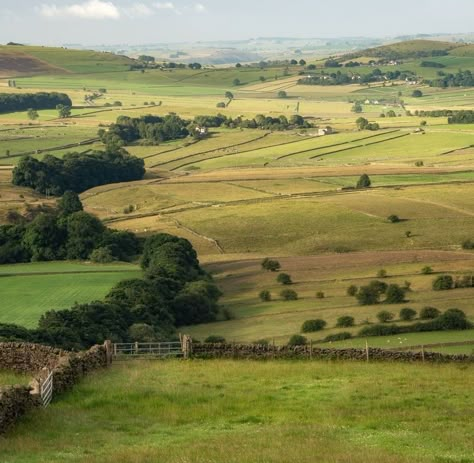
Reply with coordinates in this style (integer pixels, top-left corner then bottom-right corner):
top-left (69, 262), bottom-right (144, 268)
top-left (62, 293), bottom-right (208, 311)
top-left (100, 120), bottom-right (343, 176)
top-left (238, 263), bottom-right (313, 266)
top-left (387, 215), bottom-right (400, 223)
top-left (216, 102), bottom-right (226, 108)
top-left (204, 335), bottom-right (226, 343)
top-left (323, 332), bottom-right (352, 342)
top-left (462, 239), bottom-right (474, 250)
top-left (421, 266), bottom-right (433, 275)
top-left (222, 308), bottom-right (235, 320)
top-left (420, 306), bottom-right (441, 320)
top-left (288, 334), bottom-right (307, 346)
top-left (277, 273), bottom-right (292, 285)
top-left (412, 90), bottom-right (423, 98)
top-left (316, 291), bottom-right (325, 299)
top-left (261, 258), bottom-right (281, 272)
top-left (432, 275), bottom-right (454, 291)
top-left (377, 269), bottom-right (387, 278)
top-left (259, 290), bottom-right (272, 302)
top-left (336, 316), bottom-right (355, 328)
top-left (384, 284), bottom-right (406, 304)
top-left (356, 174), bottom-right (371, 188)
top-left (346, 285), bottom-right (358, 296)
top-left (90, 246), bottom-right (116, 263)
top-left (433, 309), bottom-right (472, 330)
top-left (356, 286), bottom-right (381, 305)
top-left (280, 289), bottom-right (298, 301)
top-left (377, 310), bottom-right (395, 323)
top-left (301, 319), bottom-right (327, 333)
top-left (399, 307), bottom-right (417, 321)
top-left (455, 275), bottom-right (474, 288)
top-left (359, 324), bottom-right (401, 337)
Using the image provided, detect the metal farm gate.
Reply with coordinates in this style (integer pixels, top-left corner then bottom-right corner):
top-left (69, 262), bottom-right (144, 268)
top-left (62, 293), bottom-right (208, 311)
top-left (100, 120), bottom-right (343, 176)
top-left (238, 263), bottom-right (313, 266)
top-left (112, 336), bottom-right (192, 360)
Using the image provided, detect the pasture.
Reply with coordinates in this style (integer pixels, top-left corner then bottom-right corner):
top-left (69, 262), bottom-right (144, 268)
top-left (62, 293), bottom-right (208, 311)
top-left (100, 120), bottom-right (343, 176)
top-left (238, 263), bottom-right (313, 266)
top-left (0, 262), bottom-right (141, 327)
top-left (1, 360), bottom-right (473, 463)
top-left (185, 252), bottom-right (474, 348)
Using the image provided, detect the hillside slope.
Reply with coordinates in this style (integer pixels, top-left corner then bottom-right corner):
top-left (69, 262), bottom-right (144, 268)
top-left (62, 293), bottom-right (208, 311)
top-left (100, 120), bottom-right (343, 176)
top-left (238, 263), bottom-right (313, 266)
top-left (0, 45), bottom-right (135, 76)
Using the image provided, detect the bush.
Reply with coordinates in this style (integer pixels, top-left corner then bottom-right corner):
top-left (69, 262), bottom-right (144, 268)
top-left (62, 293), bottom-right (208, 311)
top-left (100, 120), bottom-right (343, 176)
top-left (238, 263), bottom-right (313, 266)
top-left (462, 239), bottom-right (474, 250)
top-left (301, 319), bottom-right (327, 333)
top-left (277, 273), bottom-right (292, 285)
top-left (377, 311), bottom-right (395, 323)
top-left (399, 307), bottom-right (417, 321)
top-left (324, 332), bottom-right (352, 342)
top-left (359, 324), bottom-right (401, 337)
top-left (421, 266), bottom-right (433, 275)
top-left (259, 290), bottom-right (271, 302)
top-left (346, 285), bottom-right (358, 296)
top-left (288, 334), bottom-right (307, 346)
top-left (420, 306), bottom-right (441, 320)
top-left (412, 90), bottom-right (423, 98)
top-left (432, 275), bottom-right (454, 291)
top-left (432, 309), bottom-right (472, 330)
top-left (216, 102), bottom-right (226, 108)
top-left (90, 246), bottom-right (116, 263)
top-left (356, 174), bottom-right (371, 188)
top-left (387, 215), bottom-right (400, 223)
top-left (336, 316), bottom-right (355, 328)
top-left (204, 335), bottom-right (226, 343)
top-left (377, 269), bottom-right (387, 278)
top-left (384, 284), bottom-right (406, 304)
top-left (261, 258), bottom-right (281, 272)
top-left (315, 291), bottom-right (325, 299)
top-left (280, 289), bottom-right (298, 301)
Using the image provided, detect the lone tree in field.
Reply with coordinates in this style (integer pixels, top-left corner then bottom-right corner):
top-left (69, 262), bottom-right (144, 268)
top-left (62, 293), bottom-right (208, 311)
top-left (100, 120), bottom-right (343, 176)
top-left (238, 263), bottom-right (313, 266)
top-left (400, 308), bottom-right (417, 321)
top-left (27, 108), bottom-right (39, 121)
top-left (280, 289), bottom-right (298, 301)
top-left (432, 275), bottom-right (454, 291)
top-left (412, 89), bottom-right (423, 98)
top-left (277, 273), bottom-right (292, 285)
top-left (56, 104), bottom-right (71, 119)
top-left (261, 258), bottom-right (281, 272)
top-left (352, 102), bottom-right (363, 113)
top-left (225, 91), bottom-right (234, 100)
top-left (377, 310), bottom-right (395, 323)
top-left (301, 319), bottom-right (326, 333)
top-left (259, 290), bottom-right (271, 302)
top-left (232, 78), bottom-right (241, 86)
top-left (278, 90), bottom-right (288, 98)
top-left (356, 174), bottom-right (371, 189)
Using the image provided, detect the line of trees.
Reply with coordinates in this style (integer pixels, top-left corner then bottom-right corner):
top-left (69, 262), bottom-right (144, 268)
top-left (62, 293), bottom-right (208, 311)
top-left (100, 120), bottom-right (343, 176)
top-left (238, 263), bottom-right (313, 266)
top-left (98, 114), bottom-right (190, 148)
top-left (298, 69), bottom-right (416, 86)
top-left (427, 70), bottom-right (474, 88)
top-left (0, 92), bottom-right (72, 114)
top-left (12, 148), bottom-right (145, 195)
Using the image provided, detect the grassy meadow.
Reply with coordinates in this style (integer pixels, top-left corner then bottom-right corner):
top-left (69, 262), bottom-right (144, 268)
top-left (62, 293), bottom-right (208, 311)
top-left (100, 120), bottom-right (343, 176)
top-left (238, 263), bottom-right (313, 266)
top-left (0, 261), bottom-right (140, 327)
top-left (1, 360), bottom-right (473, 463)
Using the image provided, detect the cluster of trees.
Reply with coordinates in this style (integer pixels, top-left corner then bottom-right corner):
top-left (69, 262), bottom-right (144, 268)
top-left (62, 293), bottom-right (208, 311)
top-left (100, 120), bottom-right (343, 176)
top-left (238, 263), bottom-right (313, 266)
top-left (448, 111), bottom-right (474, 124)
top-left (356, 117), bottom-right (380, 131)
top-left (0, 192), bottom-right (140, 265)
top-left (0, 214), bottom-right (222, 349)
top-left (432, 274), bottom-right (474, 290)
top-left (298, 69), bottom-right (416, 86)
top-left (99, 114), bottom-right (189, 148)
top-left (427, 70), bottom-right (474, 88)
top-left (12, 148), bottom-right (145, 195)
top-left (350, 280), bottom-right (407, 306)
top-left (420, 61), bottom-right (446, 68)
top-left (0, 92), bottom-right (72, 114)
top-left (193, 113), bottom-right (310, 131)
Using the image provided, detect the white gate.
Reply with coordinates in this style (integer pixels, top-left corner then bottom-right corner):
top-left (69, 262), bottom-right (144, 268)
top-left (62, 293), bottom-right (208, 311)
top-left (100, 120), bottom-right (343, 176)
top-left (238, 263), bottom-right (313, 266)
top-left (40, 370), bottom-right (53, 407)
top-left (113, 342), bottom-right (185, 359)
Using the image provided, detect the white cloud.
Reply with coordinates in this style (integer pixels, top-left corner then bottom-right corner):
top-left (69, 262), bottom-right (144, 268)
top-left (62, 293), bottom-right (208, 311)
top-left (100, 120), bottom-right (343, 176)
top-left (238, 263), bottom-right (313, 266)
top-left (154, 2), bottom-right (175, 9)
top-left (124, 3), bottom-right (154, 17)
top-left (194, 3), bottom-right (205, 12)
top-left (40, 0), bottom-right (120, 19)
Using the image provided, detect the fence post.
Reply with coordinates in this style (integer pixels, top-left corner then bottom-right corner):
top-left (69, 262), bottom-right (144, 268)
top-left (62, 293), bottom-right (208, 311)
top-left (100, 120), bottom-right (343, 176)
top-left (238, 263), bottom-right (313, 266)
top-left (104, 340), bottom-right (113, 365)
top-left (135, 341), bottom-right (139, 355)
top-left (421, 345), bottom-right (425, 363)
top-left (365, 340), bottom-right (369, 363)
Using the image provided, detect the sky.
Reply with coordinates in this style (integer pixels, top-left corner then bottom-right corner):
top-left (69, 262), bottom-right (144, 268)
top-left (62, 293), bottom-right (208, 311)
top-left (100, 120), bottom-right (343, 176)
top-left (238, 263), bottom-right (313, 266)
top-left (0, 0), bottom-right (473, 45)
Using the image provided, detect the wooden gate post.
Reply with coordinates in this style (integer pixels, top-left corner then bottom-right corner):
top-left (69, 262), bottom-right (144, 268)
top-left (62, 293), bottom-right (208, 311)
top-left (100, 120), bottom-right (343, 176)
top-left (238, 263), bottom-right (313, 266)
top-left (365, 340), bottom-right (369, 363)
top-left (104, 340), bottom-right (113, 365)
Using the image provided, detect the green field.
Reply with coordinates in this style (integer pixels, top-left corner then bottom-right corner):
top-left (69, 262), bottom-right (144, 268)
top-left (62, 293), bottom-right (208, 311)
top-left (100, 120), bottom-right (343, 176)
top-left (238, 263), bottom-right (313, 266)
top-left (1, 360), bottom-right (473, 463)
top-left (0, 262), bottom-right (141, 327)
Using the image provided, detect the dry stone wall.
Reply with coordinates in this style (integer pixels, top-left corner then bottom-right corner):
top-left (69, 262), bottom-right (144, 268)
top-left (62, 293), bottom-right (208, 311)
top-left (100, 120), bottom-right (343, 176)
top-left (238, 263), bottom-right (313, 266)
top-left (192, 343), bottom-right (474, 363)
top-left (0, 342), bottom-right (112, 433)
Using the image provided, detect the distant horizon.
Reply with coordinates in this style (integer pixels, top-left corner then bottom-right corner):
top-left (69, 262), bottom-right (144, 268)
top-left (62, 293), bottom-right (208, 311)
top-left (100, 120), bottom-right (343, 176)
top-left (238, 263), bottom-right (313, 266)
top-left (1, 0), bottom-right (474, 46)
